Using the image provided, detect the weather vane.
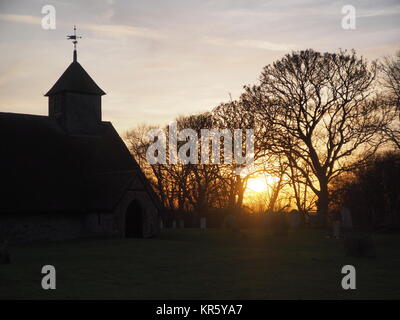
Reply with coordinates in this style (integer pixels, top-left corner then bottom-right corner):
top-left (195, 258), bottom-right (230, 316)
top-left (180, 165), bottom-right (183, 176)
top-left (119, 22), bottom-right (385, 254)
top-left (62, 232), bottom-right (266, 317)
top-left (67, 26), bottom-right (82, 62)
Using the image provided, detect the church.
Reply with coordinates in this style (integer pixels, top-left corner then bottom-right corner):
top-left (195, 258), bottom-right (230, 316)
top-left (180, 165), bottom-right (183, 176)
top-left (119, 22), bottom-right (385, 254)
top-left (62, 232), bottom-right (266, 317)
top-left (0, 35), bottom-right (162, 243)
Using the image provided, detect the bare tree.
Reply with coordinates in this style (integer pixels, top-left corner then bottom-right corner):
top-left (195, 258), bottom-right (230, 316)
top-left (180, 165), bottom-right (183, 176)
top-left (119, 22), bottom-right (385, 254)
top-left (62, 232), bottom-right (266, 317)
top-left (380, 50), bottom-right (400, 110)
top-left (212, 101), bottom-right (259, 212)
top-left (379, 50), bottom-right (400, 148)
top-left (175, 113), bottom-right (223, 212)
top-left (286, 156), bottom-right (316, 212)
top-left (242, 49), bottom-right (389, 217)
top-left (125, 124), bottom-right (171, 208)
top-left (125, 124), bottom-right (157, 169)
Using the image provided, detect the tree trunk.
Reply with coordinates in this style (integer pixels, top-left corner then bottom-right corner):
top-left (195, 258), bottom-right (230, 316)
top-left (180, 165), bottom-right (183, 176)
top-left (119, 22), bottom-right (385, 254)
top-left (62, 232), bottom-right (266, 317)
top-left (317, 181), bottom-right (329, 225)
top-left (268, 178), bottom-right (282, 212)
top-left (236, 178), bottom-right (244, 214)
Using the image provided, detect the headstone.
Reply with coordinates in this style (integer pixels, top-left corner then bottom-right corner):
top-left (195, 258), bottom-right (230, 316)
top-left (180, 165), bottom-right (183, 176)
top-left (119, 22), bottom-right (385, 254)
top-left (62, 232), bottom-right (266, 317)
top-left (179, 219), bottom-right (184, 228)
top-left (200, 217), bottom-right (206, 229)
top-left (172, 220), bottom-right (177, 229)
top-left (341, 207), bottom-right (353, 229)
top-left (332, 221), bottom-right (341, 239)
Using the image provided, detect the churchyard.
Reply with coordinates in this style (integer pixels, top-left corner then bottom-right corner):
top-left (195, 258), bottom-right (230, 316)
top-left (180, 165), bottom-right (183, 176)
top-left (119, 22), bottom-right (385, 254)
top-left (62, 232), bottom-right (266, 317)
top-left (1, 228), bottom-right (400, 299)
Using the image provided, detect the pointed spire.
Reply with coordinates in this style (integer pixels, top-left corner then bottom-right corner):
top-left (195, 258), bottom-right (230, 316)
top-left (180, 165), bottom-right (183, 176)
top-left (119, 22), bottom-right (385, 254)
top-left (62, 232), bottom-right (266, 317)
top-left (67, 26), bottom-right (82, 62)
top-left (45, 62), bottom-right (106, 96)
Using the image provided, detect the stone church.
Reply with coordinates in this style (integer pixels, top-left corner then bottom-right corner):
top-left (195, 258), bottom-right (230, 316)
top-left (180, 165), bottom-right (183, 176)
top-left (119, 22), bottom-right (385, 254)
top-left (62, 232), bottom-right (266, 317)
top-left (0, 47), bottom-right (162, 243)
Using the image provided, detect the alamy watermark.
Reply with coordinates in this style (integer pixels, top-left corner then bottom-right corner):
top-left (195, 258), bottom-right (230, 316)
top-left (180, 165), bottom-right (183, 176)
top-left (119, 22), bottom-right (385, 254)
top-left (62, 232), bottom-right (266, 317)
top-left (145, 121), bottom-right (254, 175)
top-left (41, 5), bottom-right (56, 30)
top-left (341, 265), bottom-right (356, 290)
top-left (341, 5), bottom-right (356, 30)
top-left (41, 265), bottom-right (56, 290)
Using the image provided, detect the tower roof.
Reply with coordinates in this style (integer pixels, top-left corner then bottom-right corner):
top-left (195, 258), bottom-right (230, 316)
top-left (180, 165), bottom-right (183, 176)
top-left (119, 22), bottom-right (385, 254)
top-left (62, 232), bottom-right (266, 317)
top-left (45, 61), bottom-right (106, 96)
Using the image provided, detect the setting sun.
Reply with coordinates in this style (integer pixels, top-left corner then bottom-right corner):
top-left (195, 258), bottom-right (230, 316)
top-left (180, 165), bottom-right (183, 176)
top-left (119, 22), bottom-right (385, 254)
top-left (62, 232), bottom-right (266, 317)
top-left (247, 178), bottom-right (268, 193)
top-left (246, 175), bottom-right (281, 193)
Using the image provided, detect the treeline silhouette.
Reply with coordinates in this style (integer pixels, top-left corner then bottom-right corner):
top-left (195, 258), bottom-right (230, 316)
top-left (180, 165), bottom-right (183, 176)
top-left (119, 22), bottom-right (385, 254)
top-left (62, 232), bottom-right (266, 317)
top-left (126, 49), bottom-right (400, 230)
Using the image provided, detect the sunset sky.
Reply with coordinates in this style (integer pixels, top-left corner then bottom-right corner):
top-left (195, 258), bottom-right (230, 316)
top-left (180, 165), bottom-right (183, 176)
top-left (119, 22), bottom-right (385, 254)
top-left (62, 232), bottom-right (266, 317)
top-left (0, 0), bottom-right (399, 134)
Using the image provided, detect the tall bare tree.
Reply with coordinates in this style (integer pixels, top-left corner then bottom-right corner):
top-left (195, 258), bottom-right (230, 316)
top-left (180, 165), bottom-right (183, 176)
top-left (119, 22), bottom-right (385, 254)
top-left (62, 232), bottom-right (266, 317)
top-left (212, 101), bottom-right (260, 212)
top-left (242, 49), bottom-right (389, 217)
top-left (379, 50), bottom-right (400, 148)
top-left (125, 124), bottom-right (171, 207)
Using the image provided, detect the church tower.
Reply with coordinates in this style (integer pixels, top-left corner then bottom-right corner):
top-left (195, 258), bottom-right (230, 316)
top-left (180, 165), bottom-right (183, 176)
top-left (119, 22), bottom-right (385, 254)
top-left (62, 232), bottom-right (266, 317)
top-left (45, 27), bottom-right (105, 135)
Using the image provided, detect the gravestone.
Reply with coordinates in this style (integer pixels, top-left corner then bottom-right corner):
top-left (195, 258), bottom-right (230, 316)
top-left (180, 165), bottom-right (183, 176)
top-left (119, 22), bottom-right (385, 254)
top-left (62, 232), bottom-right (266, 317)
top-left (179, 219), bottom-right (184, 228)
top-left (341, 207), bottom-right (353, 230)
top-left (200, 217), bottom-right (206, 230)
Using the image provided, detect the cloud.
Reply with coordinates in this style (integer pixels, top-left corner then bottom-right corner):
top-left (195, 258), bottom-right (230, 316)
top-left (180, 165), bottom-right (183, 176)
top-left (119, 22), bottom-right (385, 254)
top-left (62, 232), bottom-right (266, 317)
top-left (0, 13), bottom-right (163, 40)
top-left (0, 13), bottom-right (39, 25)
top-left (82, 23), bottom-right (165, 40)
top-left (358, 6), bottom-right (400, 18)
top-left (235, 39), bottom-right (296, 51)
top-left (203, 36), bottom-right (296, 51)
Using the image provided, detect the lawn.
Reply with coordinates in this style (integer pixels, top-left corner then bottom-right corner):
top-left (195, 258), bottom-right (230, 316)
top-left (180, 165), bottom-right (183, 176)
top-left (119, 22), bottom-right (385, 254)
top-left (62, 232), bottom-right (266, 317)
top-left (1, 229), bottom-right (400, 299)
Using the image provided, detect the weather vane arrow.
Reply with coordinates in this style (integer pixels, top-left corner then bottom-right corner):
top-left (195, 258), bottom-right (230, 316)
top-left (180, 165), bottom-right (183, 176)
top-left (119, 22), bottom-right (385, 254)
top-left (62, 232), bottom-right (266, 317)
top-left (67, 26), bottom-right (82, 62)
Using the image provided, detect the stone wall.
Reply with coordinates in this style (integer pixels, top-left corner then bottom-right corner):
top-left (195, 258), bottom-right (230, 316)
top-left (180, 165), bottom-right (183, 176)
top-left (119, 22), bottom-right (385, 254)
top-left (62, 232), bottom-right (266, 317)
top-left (0, 212), bottom-right (115, 244)
top-left (0, 176), bottom-right (161, 243)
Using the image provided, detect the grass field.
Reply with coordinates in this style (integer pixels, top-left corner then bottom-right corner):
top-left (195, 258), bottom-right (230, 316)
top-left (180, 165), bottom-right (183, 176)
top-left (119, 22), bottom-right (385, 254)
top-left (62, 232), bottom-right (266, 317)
top-left (1, 229), bottom-right (400, 299)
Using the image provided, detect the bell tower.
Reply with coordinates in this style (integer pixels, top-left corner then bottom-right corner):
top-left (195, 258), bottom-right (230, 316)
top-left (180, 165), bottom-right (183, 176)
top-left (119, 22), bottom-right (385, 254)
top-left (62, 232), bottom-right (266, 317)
top-left (45, 26), bottom-right (106, 135)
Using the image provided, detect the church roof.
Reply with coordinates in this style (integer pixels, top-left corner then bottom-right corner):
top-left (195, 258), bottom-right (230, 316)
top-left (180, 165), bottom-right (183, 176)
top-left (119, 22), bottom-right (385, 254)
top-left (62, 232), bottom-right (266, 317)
top-left (45, 61), bottom-right (106, 96)
top-left (0, 112), bottom-right (162, 213)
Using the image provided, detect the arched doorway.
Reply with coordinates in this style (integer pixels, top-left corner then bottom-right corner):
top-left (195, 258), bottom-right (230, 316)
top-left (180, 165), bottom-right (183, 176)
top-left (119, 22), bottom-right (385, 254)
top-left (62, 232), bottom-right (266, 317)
top-left (125, 199), bottom-right (144, 238)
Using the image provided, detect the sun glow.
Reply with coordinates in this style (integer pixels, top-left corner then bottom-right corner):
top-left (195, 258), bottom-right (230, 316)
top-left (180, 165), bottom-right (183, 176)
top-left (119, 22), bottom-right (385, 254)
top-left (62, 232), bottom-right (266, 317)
top-left (246, 175), bottom-right (280, 193)
top-left (247, 178), bottom-right (268, 193)
top-left (246, 174), bottom-right (282, 194)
